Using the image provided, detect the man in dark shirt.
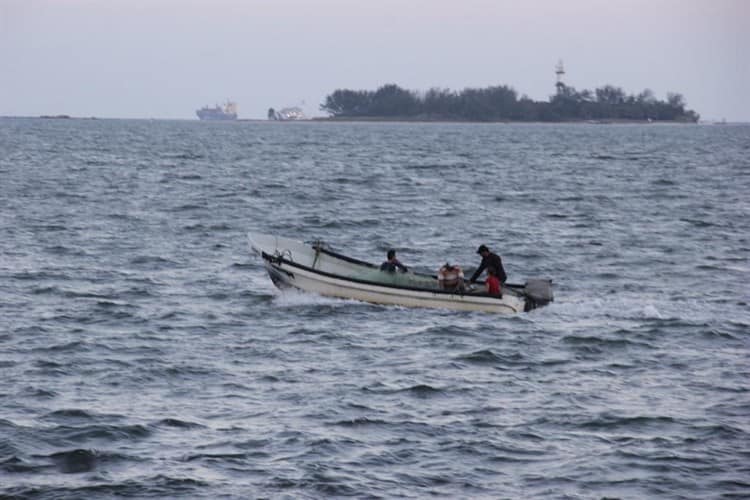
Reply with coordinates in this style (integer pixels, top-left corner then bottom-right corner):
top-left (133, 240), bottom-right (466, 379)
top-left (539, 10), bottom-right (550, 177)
top-left (380, 249), bottom-right (408, 273)
top-left (469, 244), bottom-right (507, 284)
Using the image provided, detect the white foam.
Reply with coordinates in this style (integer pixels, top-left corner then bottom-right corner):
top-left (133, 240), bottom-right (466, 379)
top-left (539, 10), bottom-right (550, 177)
top-left (272, 288), bottom-right (364, 308)
top-left (641, 304), bottom-right (663, 319)
top-left (540, 291), bottom-right (723, 326)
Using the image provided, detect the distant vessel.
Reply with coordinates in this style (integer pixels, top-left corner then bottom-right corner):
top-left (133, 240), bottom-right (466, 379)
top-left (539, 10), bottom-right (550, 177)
top-left (268, 106), bottom-right (306, 121)
top-left (196, 101), bottom-right (237, 120)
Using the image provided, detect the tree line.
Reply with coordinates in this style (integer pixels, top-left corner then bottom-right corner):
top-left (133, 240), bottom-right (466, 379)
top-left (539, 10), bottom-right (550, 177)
top-left (320, 83), bottom-right (699, 122)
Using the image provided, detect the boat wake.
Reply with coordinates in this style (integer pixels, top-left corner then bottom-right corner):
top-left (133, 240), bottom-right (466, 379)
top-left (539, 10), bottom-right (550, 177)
top-left (271, 288), bottom-right (366, 309)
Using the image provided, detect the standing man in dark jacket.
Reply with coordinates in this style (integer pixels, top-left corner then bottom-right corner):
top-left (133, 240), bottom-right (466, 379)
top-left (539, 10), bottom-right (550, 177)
top-left (469, 244), bottom-right (507, 284)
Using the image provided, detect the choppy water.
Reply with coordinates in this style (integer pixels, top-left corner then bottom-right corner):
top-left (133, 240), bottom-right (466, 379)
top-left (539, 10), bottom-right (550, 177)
top-left (1, 118), bottom-right (748, 499)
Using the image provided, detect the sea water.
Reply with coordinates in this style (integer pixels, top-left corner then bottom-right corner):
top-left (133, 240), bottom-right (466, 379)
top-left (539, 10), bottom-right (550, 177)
top-left (1, 118), bottom-right (748, 498)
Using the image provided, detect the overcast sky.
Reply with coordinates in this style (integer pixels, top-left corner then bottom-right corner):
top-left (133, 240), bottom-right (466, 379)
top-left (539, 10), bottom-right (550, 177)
top-left (1, 0), bottom-right (748, 121)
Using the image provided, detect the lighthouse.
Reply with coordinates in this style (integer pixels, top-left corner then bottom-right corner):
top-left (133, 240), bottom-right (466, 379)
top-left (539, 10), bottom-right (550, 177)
top-left (555, 60), bottom-right (566, 95)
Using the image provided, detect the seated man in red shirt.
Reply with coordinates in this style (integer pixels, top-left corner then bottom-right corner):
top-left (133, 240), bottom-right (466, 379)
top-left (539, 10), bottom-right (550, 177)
top-left (485, 267), bottom-right (502, 297)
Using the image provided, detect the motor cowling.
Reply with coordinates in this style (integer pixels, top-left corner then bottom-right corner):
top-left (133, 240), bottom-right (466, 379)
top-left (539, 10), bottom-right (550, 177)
top-left (523, 279), bottom-right (553, 311)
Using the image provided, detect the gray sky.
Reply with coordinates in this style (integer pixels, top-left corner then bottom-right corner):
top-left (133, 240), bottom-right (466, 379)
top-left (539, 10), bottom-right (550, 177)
top-left (1, 0), bottom-right (748, 121)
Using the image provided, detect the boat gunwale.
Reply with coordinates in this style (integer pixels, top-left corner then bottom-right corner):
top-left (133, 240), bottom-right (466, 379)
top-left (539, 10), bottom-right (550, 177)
top-left (315, 244), bottom-right (527, 290)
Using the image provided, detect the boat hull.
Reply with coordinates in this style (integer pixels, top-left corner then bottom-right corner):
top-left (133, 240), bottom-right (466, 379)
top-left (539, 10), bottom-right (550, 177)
top-left (262, 259), bottom-right (525, 313)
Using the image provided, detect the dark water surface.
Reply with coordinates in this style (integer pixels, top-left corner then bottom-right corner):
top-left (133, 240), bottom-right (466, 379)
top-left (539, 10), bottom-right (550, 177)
top-left (1, 118), bottom-right (748, 499)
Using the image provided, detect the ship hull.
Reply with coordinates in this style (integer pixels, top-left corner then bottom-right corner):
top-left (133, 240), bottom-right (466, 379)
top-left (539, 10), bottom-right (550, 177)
top-left (196, 110), bottom-right (237, 121)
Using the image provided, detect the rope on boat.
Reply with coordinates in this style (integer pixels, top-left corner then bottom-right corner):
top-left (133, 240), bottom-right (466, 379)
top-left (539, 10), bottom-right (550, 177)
top-left (312, 246), bottom-right (320, 269)
top-left (309, 239), bottom-right (329, 270)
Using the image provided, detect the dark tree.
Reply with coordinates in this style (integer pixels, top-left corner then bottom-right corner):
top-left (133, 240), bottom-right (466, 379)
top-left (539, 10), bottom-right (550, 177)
top-left (364, 84), bottom-right (419, 116)
top-left (320, 89), bottom-right (373, 116)
top-left (595, 85), bottom-right (627, 105)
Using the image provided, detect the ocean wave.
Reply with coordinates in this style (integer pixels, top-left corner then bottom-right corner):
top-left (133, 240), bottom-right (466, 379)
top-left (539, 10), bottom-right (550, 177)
top-left (129, 255), bottom-right (181, 267)
top-left (17, 387), bottom-right (58, 399)
top-left (331, 416), bottom-right (391, 427)
top-left (153, 418), bottom-right (205, 429)
top-left (455, 349), bottom-right (525, 365)
top-left (41, 409), bottom-right (98, 421)
top-left (575, 413), bottom-right (678, 431)
top-left (48, 448), bottom-right (99, 473)
top-left (3, 475), bottom-right (209, 499)
top-left (46, 423), bottom-right (152, 444)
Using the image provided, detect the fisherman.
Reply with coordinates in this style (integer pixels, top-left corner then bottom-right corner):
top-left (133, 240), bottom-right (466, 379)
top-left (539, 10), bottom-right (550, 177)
top-left (485, 267), bottom-right (502, 296)
top-left (380, 249), bottom-right (408, 273)
top-left (469, 244), bottom-right (507, 285)
top-left (438, 262), bottom-right (465, 292)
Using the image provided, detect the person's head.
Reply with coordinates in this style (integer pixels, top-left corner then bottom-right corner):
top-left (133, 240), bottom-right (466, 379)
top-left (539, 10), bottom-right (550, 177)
top-left (443, 262), bottom-right (454, 271)
top-left (477, 244), bottom-right (489, 257)
top-left (387, 249), bottom-right (396, 260)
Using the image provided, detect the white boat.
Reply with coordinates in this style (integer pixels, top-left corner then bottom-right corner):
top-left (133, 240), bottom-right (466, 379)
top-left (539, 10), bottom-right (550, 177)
top-left (248, 233), bottom-right (553, 314)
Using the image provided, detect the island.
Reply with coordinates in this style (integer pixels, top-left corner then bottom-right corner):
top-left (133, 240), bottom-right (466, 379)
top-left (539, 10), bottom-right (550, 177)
top-left (320, 64), bottom-right (699, 123)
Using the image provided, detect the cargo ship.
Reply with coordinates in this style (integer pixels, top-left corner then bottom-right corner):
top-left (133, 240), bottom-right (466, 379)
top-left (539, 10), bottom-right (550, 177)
top-left (196, 101), bottom-right (238, 120)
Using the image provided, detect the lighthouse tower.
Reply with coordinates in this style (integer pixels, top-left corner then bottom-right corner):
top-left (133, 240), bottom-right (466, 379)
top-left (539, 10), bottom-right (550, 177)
top-left (555, 60), bottom-right (566, 95)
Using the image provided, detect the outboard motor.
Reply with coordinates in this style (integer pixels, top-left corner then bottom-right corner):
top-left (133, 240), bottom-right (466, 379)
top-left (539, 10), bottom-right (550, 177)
top-left (523, 279), bottom-right (554, 311)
